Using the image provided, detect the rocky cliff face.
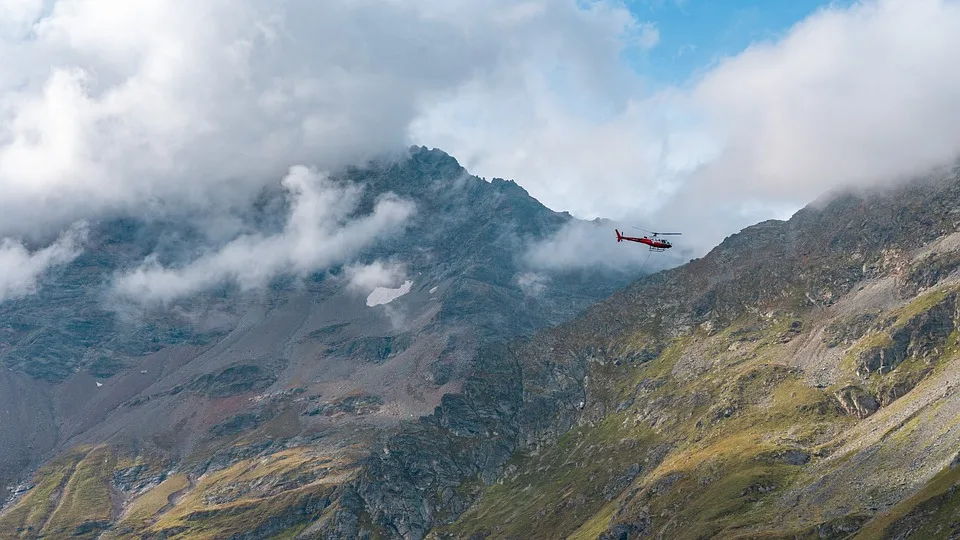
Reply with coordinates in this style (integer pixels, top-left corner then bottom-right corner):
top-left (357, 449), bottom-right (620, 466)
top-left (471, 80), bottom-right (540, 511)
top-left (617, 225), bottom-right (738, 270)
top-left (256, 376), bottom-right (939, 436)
top-left (0, 147), bottom-right (643, 539)
top-left (314, 165), bottom-right (960, 539)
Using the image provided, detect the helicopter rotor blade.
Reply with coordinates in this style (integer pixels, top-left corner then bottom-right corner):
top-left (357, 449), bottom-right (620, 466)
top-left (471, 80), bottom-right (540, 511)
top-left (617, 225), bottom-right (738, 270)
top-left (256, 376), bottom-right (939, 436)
top-left (631, 226), bottom-right (682, 236)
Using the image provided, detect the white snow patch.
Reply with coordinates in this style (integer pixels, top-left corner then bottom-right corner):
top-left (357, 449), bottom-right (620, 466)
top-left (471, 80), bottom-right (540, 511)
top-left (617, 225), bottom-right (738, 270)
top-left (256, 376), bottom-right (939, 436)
top-left (366, 280), bottom-right (413, 307)
top-left (429, 286), bottom-right (438, 294)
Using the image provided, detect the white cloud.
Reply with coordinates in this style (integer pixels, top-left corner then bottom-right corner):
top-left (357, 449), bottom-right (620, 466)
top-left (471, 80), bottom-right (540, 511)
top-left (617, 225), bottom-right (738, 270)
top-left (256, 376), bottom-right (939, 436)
top-left (0, 0), bottom-right (661, 304)
top-left (111, 166), bottom-right (415, 306)
top-left (0, 221), bottom-right (87, 303)
top-left (0, 0), bottom-right (45, 34)
top-left (414, 0), bottom-right (960, 256)
top-left (516, 271), bottom-right (549, 296)
top-left (3, 0), bottom-right (959, 302)
top-left (0, 0), bottom-right (652, 241)
top-left (634, 22), bottom-right (661, 50)
top-left (525, 219), bottom-right (678, 273)
top-left (345, 260), bottom-right (408, 294)
top-left (690, 0), bottom-right (960, 197)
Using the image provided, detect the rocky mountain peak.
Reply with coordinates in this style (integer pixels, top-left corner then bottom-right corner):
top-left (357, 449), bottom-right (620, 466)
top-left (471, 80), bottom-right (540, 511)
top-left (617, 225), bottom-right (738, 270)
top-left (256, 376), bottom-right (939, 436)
top-left (0, 148), bottom-right (647, 538)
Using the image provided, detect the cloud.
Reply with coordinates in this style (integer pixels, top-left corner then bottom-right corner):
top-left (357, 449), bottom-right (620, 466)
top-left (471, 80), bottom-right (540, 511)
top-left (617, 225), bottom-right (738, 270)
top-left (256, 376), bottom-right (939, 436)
top-left (5, 0), bottom-right (959, 303)
top-left (516, 271), bottom-right (549, 296)
top-left (634, 22), bottom-right (661, 50)
top-left (0, 0), bottom-right (653, 242)
top-left (523, 218), bottom-right (690, 274)
top-left (413, 0), bottom-right (960, 257)
top-left (690, 0), bottom-right (960, 194)
top-left (0, 0), bottom-right (662, 304)
top-left (111, 166), bottom-right (415, 306)
top-left (0, 221), bottom-right (88, 303)
top-left (345, 260), bottom-right (408, 294)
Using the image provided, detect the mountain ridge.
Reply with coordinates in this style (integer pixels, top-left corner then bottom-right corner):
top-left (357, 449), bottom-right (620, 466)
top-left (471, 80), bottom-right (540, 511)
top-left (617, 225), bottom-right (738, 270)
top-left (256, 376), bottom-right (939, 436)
top-left (419, 166), bottom-right (960, 539)
top-left (0, 146), bottom-right (647, 539)
top-left (307, 164), bottom-right (960, 539)
top-left (8, 149), bottom-right (960, 539)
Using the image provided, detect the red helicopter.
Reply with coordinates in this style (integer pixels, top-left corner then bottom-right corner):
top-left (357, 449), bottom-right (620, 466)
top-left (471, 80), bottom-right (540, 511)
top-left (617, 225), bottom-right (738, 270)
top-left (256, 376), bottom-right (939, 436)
top-left (615, 227), bottom-right (681, 252)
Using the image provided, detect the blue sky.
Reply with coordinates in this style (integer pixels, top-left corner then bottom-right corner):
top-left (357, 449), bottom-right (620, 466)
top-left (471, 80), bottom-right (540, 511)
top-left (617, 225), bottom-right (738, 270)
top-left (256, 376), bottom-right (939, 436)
top-left (626, 0), bottom-right (857, 87)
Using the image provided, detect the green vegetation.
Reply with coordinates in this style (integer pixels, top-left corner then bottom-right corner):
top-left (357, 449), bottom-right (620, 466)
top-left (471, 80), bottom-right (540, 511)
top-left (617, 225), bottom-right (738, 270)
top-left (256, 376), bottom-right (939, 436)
top-left (837, 330), bottom-right (894, 381)
top-left (0, 443), bottom-right (358, 539)
top-left (109, 473), bottom-right (190, 534)
top-left (146, 484), bottom-right (331, 539)
top-left (43, 445), bottom-right (117, 538)
top-left (0, 446), bottom-right (116, 539)
top-left (830, 287), bottom-right (960, 408)
top-left (323, 334), bottom-right (413, 363)
top-left (889, 286), bottom-right (956, 328)
top-left (140, 446), bottom-right (349, 538)
top-left (853, 463), bottom-right (960, 539)
top-left (443, 321), bottom-right (858, 539)
top-left (438, 276), bottom-right (960, 539)
top-left (0, 449), bottom-right (86, 537)
top-left (437, 415), bottom-right (655, 538)
top-left (567, 502), bottom-right (617, 540)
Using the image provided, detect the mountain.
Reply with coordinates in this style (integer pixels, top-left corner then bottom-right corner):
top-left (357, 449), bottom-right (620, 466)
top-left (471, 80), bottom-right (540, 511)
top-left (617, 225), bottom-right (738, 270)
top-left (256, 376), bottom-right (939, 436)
top-left (0, 147), bottom-right (645, 539)
top-left (9, 147), bottom-right (959, 540)
top-left (311, 165), bottom-right (960, 539)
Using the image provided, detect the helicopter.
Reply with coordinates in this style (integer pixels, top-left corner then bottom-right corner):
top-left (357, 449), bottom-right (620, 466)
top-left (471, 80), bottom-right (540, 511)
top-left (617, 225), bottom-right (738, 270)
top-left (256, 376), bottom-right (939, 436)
top-left (615, 227), bottom-right (681, 252)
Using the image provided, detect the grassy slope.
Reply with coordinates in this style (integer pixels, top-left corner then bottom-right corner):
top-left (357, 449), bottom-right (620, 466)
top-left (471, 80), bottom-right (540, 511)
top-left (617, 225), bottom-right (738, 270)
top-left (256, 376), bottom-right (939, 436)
top-left (438, 280), bottom-right (960, 539)
top-left (106, 473), bottom-right (191, 535)
top-left (0, 448), bottom-right (86, 538)
top-left (43, 445), bottom-right (118, 537)
top-left (852, 464), bottom-right (960, 539)
top-left (0, 443), bottom-right (358, 539)
top-left (0, 445), bottom-right (116, 539)
top-left (126, 446), bottom-right (354, 539)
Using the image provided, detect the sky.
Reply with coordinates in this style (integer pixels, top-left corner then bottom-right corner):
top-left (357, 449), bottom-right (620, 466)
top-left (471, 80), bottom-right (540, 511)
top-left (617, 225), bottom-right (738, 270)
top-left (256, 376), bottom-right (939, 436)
top-left (2, 0), bottom-right (960, 305)
top-left (627, 0), bottom-right (856, 86)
